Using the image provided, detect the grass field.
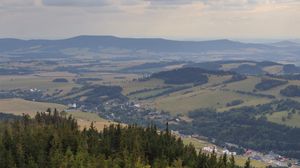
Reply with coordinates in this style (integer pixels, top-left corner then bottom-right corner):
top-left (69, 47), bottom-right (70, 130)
top-left (221, 62), bottom-right (256, 71)
top-left (0, 98), bottom-right (67, 116)
top-left (123, 75), bottom-right (273, 115)
top-left (261, 79), bottom-right (300, 101)
top-left (78, 72), bottom-right (140, 85)
top-left (217, 97), bottom-right (272, 112)
top-left (149, 88), bottom-right (269, 114)
top-left (128, 88), bottom-right (171, 100)
top-left (0, 75), bottom-right (79, 95)
top-left (267, 111), bottom-right (300, 128)
top-left (224, 76), bottom-right (261, 92)
top-left (234, 156), bottom-right (267, 168)
top-left (262, 65), bottom-right (283, 74)
top-left (182, 137), bottom-right (213, 150)
top-left (0, 98), bottom-right (110, 130)
top-left (121, 79), bottom-right (166, 95)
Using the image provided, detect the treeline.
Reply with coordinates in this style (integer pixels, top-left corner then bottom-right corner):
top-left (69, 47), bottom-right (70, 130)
top-left (0, 68), bottom-right (33, 75)
top-left (151, 68), bottom-right (209, 85)
top-left (267, 74), bottom-right (300, 80)
top-left (230, 64), bottom-right (264, 75)
top-left (234, 90), bottom-right (275, 99)
top-left (185, 61), bottom-right (283, 75)
top-left (0, 110), bottom-right (246, 168)
top-left (123, 61), bottom-right (184, 72)
top-left (255, 78), bottom-right (288, 91)
top-left (139, 86), bottom-right (191, 100)
top-left (226, 100), bottom-right (244, 107)
top-left (74, 78), bottom-right (103, 85)
top-left (280, 85), bottom-right (300, 97)
top-left (52, 78), bottom-right (69, 83)
top-left (61, 85), bottom-right (127, 107)
top-left (127, 86), bottom-right (171, 96)
top-left (223, 74), bottom-right (247, 84)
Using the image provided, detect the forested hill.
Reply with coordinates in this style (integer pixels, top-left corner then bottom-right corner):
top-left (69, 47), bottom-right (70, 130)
top-left (151, 67), bottom-right (233, 85)
top-left (0, 36), bottom-right (272, 53)
top-left (0, 110), bottom-right (247, 168)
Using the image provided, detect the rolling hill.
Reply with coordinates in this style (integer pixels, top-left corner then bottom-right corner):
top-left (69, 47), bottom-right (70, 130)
top-left (0, 36), bottom-right (273, 53)
top-left (122, 66), bottom-right (300, 125)
top-left (121, 66), bottom-right (300, 159)
top-left (1, 36), bottom-right (299, 63)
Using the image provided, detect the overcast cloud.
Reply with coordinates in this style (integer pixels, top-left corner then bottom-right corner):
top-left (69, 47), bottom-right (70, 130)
top-left (0, 0), bottom-right (299, 39)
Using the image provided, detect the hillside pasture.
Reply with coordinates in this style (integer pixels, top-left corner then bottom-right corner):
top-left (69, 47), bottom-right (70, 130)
top-left (149, 89), bottom-right (267, 115)
top-left (267, 111), bottom-right (300, 128)
top-left (0, 98), bottom-right (67, 116)
top-left (125, 75), bottom-right (272, 115)
top-left (0, 98), bottom-right (110, 130)
top-left (121, 79), bottom-right (166, 95)
top-left (0, 75), bottom-right (78, 95)
top-left (224, 76), bottom-right (261, 92)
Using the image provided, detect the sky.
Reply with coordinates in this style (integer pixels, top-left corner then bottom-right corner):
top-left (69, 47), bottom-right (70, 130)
top-left (0, 0), bottom-right (299, 40)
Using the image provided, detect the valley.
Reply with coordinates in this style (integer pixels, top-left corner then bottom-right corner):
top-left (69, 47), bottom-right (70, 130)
top-left (1, 36), bottom-right (300, 167)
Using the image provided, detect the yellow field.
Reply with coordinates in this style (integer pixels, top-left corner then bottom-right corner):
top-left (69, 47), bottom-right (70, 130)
top-left (225, 76), bottom-right (261, 92)
top-left (267, 111), bottom-right (300, 128)
top-left (67, 110), bottom-right (106, 122)
top-left (221, 62), bottom-right (256, 71)
top-left (123, 75), bottom-right (273, 115)
top-left (263, 65), bottom-right (283, 74)
top-left (261, 79), bottom-right (300, 101)
top-left (218, 98), bottom-right (271, 112)
top-left (150, 88), bottom-right (268, 114)
top-left (0, 98), bottom-right (67, 116)
top-left (0, 98), bottom-right (110, 130)
top-left (235, 156), bottom-right (267, 168)
top-left (121, 79), bottom-right (166, 95)
top-left (78, 72), bottom-right (140, 86)
top-left (182, 137), bottom-right (213, 150)
top-left (0, 75), bottom-right (78, 95)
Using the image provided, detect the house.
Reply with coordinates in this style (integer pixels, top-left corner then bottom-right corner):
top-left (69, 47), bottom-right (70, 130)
top-left (134, 104), bottom-right (141, 108)
top-left (222, 149), bottom-right (237, 156)
top-left (68, 103), bottom-right (77, 108)
top-left (203, 146), bottom-right (218, 153)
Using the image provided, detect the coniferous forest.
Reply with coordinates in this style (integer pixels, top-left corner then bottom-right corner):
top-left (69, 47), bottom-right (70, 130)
top-left (0, 110), bottom-right (246, 168)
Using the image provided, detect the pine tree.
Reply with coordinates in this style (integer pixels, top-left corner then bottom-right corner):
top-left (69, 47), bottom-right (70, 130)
top-left (0, 110), bottom-right (241, 168)
top-left (229, 155), bottom-right (235, 168)
top-left (244, 157), bottom-right (251, 168)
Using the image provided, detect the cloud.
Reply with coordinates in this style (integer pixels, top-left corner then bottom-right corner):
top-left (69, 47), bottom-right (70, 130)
top-left (144, 0), bottom-right (300, 10)
top-left (42, 0), bottom-right (110, 7)
top-left (0, 0), bottom-right (37, 7)
top-left (0, 0), bottom-right (299, 39)
top-left (1, 0), bottom-right (298, 9)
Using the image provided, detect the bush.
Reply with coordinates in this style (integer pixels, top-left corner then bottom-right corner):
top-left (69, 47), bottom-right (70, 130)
top-left (52, 78), bottom-right (68, 83)
top-left (226, 100), bottom-right (244, 107)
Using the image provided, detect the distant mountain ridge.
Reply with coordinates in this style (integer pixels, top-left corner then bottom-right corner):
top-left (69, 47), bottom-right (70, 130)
top-left (269, 40), bottom-right (300, 47)
top-left (1, 35), bottom-right (300, 63)
top-left (0, 35), bottom-right (274, 53)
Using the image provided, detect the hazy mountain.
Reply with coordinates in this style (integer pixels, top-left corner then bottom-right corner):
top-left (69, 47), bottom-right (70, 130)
top-left (0, 35), bottom-right (299, 63)
top-left (269, 40), bottom-right (300, 47)
top-left (0, 35), bottom-right (274, 52)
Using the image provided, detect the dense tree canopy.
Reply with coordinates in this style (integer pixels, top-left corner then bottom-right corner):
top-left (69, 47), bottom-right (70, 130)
top-left (255, 78), bottom-right (288, 91)
top-left (280, 85), bottom-right (300, 97)
top-left (151, 68), bottom-right (209, 85)
top-left (0, 110), bottom-right (244, 168)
